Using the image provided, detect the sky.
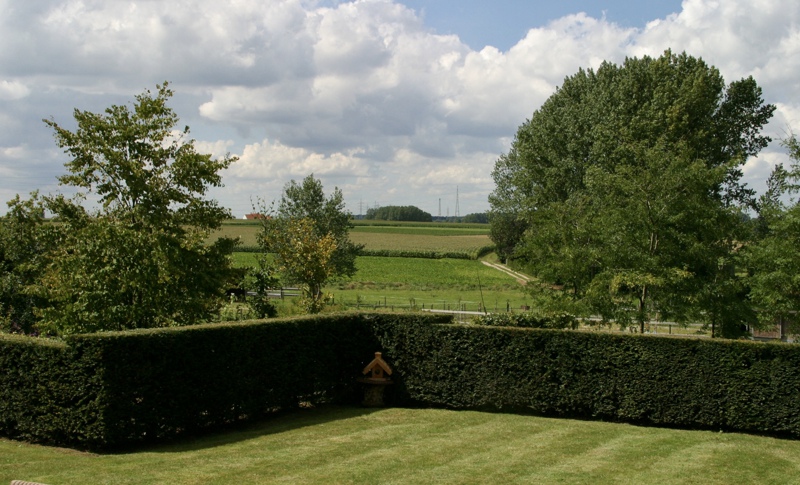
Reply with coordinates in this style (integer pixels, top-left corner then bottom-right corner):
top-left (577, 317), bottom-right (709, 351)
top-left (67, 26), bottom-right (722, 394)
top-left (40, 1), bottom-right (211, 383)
top-left (1, 0), bottom-right (799, 218)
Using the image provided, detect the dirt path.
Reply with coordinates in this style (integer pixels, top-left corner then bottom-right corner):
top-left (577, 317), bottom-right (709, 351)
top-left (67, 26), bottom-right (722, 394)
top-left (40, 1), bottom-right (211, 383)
top-left (481, 261), bottom-right (531, 284)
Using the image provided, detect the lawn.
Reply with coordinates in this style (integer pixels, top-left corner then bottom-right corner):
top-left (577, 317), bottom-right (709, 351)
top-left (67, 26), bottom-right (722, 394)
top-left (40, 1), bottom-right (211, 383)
top-left (3, 406), bottom-right (798, 484)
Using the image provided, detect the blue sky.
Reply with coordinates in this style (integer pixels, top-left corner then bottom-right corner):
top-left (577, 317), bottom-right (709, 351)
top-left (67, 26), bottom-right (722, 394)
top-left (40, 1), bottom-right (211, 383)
top-left (402, 1), bottom-right (685, 51)
top-left (0, 0), bottom-right (798, 217)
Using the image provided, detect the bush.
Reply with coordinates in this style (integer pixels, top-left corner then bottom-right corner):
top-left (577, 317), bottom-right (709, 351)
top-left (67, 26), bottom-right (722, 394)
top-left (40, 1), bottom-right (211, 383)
top-left (473, 312), bottom-right (578, 329)
top-left (0, 334), bottom-right (103, 446)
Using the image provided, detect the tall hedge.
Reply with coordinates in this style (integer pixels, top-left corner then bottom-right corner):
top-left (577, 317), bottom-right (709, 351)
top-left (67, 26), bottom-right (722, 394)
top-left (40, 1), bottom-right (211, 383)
top-left (3, 314), bottom-right (800, 450)
top-left (72, 314), bottom-right (385, 449)
top-left (0, 313), bottom-right (444, 450)
top-left (377, 322), bottom-right (800, 437)
top-left (0, 334), bottom-right (103, 445)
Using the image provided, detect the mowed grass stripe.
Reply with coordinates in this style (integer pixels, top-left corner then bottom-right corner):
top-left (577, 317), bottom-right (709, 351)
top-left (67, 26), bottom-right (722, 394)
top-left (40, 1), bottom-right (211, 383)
top-left (3, 407), bottom-right (800, 484)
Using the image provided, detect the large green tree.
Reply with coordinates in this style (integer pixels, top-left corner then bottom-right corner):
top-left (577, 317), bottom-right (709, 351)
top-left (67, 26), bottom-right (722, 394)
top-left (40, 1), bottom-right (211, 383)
top-left (744, 135), bottom-right (800, 336)
top-left (24, 82), bottom-right (239, 334)
top-left (257, 174), bottom-right (362, 313)
top-left (490, 51), bottom-right (774, 334)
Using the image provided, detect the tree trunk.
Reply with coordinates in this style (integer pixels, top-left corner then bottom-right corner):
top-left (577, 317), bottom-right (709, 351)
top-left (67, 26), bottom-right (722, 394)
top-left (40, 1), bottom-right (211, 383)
top-left (638, 285), bottom-right (647, 334)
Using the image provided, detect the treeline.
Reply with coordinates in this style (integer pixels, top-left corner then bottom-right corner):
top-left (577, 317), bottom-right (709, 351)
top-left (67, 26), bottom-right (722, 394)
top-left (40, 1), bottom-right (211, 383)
top-left (366, 205), bottom-right (432, 222)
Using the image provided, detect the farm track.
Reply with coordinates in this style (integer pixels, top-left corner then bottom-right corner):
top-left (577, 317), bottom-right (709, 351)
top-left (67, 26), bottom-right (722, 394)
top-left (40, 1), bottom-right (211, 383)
top-left (481, 261), bottom-right (531, 284)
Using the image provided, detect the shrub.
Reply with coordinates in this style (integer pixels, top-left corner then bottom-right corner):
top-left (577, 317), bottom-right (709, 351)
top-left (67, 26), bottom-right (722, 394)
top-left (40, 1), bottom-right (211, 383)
top-left (473, 312), bottom-right (578, 329)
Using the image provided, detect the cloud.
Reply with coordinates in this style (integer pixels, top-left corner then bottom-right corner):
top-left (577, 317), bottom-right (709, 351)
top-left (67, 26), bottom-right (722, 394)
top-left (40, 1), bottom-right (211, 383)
top-left (1, 0), bottom-right (800, 216)
top-left (0, 80), bottom-right (30, 100)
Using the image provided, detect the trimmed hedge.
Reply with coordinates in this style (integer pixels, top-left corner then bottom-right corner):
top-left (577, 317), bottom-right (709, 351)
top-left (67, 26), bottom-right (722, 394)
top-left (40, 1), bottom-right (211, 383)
top-left (3, 313), bottom-right (800, 450)
top-left (376, 322), bottom-right (800, 438)
top-left (0, 313), bottom-right (445, 450)
top-left (0, 334), bottom-right (103, 445)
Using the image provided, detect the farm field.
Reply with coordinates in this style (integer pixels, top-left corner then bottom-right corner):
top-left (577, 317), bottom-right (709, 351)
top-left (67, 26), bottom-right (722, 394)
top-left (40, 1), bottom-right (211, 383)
top-left (330, 256), bottom-right (527, 312)
top-left (231, 253), bottom-right (532, 313)
top-left (209, 220), bottom-right (490, 248)
top-left (3, 406), bottom-right (798, 485)
top-left (224, 220), bottom-right (527, 313)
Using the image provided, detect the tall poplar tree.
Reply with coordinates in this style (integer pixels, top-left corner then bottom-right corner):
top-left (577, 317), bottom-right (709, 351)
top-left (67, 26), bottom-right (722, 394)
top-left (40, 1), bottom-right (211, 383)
top-left (490, 51), bottom-right (774, 334)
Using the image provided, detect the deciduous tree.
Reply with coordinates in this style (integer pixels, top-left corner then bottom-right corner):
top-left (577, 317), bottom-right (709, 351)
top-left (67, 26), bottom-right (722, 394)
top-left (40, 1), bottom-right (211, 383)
top-left (256, 174), bottom-right (361, 313)
top-left (744, 135), bottom-right (800, 335)
top-left (490, 51), bottom-right (774, 334)
top-left (29, 82), bottom-right (239, 334)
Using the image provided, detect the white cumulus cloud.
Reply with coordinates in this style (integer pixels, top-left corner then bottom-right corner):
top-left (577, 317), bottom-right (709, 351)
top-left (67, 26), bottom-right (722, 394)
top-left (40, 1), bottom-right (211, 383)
top-left (1, 0), bottom-right (799, 215)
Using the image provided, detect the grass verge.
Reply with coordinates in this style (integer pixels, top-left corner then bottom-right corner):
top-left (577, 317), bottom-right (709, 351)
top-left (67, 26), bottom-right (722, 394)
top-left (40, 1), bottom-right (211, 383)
top-left (3, 406), bottom-right (799, 484)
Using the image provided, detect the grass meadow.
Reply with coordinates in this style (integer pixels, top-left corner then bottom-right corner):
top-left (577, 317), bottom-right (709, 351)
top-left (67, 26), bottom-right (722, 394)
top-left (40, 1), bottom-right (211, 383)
top-left (231, 254), bottom-right (531, 313)
top-left (3, 406), bottom-right (799, 485)
top-left (223, 220), bottom-right (531, 313)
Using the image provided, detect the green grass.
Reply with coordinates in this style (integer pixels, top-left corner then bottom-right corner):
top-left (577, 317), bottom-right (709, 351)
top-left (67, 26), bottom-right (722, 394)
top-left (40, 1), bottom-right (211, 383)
top-left (351, 225), bottom-right (489, 236)
top-left (230, 254), bottom-right (533, 312)
top-left (351, 232), bottom-right (491, 253)
top-left (3, 406), bottom-right (799, 484)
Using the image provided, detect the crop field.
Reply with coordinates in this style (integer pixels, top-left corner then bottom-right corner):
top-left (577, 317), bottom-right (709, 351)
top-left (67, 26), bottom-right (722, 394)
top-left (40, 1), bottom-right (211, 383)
top-left (351, 232), bottom-right (491, 253)
top-left (352, 225), bottom-right (488, 236)
top-left (209, 220), bottom-right (491, 249)
top-left (222, 220), bottom-right (530, 313)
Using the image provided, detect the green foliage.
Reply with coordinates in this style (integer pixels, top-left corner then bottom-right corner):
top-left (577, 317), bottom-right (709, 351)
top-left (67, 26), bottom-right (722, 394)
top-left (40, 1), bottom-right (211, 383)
top-left (0, 313), bottom-right (442, 450)
top-left (0, 333), bottom-right (103, 446)
top-left (472, 312), bottom-right (577, 329)
top-left (378, 321), bottom-right (800, 438)
top-left (744, 135), bottom-right (800, 333)
top-left (366, 205), bottom-right (433, 222)
top-left (25, 83), bottom-right (240, 335)
top-left (487, 211), bottom-right (527, 264)
top-left (244, 254), bottom-right (279, 318)
top-left (264, 217), bottom-right (338, 312)
top-left (256, 175), bottom-right (363, 313)
top-left (489, 50), bottom-right (775, 334)
top-left (461, 212), bottom-right (489, 224)
top-left (0, 194), bottom-right (53, 334)
top-left (4, 314), bottom-right (800, 450)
